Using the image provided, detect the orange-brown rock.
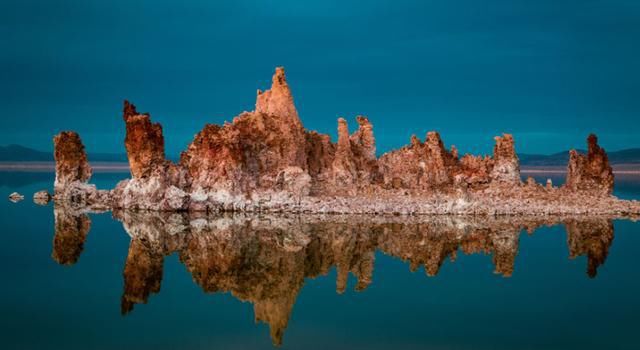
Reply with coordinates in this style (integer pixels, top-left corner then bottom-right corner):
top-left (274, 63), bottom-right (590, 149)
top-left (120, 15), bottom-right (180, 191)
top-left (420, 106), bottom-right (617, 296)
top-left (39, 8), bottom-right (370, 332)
top-left (180, 68), bottom-right (309, 193)
top-left (565, 134), bottom-right (614, 195)
top-left (123, 101), bottom-right (167, 179)
top-left (51, 67), bottom-right (640, 215)
top-left (379, 132), bottom-right (459, 189)
top-left (490, 133), bottom-right (520, 183)
top-left (305, 131), bottom-right (335, 181)
top-left (53, 131), bottom-right (92, 191)
top-left (331, 118), bottom-right (357, 185)
top-left (325, 116), bottom-right (382, 189)
top-left (459, 154), bottom-right (493, 186)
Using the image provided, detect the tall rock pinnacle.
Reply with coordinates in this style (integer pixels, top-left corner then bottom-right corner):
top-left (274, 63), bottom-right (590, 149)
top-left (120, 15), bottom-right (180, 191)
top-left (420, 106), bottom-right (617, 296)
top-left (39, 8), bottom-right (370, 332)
top-left (350, 116), bottom-right (376, 161)
top-left (122, 101), bottom-right (167, 179)
top-left (53, 131), bottom-right (92, 192)
top-left (255, 67), bottom-right (302, 127)
top-left (332, 118), bottom-right (357, 184)
top-left (490, 134), bottom-right (520, 183)
top-left (565, 134), bottom-right (614, 195)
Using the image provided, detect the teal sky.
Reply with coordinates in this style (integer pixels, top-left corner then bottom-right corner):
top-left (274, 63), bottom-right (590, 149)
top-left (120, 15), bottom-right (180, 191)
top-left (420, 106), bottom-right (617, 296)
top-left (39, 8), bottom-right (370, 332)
top-left (1, 0), bottom-right (639, 156)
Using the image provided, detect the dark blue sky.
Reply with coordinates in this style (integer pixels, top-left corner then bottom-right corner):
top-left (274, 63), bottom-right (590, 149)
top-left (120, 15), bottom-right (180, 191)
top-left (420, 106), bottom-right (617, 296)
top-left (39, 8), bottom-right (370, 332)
top-left (1, 0), bottom-right (639, 156)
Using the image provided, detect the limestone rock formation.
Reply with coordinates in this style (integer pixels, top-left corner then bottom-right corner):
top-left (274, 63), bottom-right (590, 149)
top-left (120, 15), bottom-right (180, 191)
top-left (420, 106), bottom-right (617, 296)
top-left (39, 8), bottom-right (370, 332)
top-left (122, 101), bottom-right (167, 179)
top-left (565, 134), bottom-right (614, 195)
top-left (378, 132), bottom-right (462, 190)
top-left (115, 101), bottom-right (190, 211)
top-left (53, 131), bottom-right (92, 191)
top-left (305, 131), bottom-right (335, 181)
top-left (180, 67), bottom-right (308, 200)
top-left (53, 131), bottom-right (111, 208)
top-left (490, 134), bottom-right (520, 183)
top-left (331, 118), bottom-right (357, 186)
top-left (49, 67), bottom-right (640, 215)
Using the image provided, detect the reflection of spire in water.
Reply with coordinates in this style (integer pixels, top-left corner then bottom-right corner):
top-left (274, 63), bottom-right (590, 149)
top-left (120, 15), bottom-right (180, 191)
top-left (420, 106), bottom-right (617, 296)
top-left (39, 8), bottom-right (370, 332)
top-left (52, 205), bottom-right (91, 265)
top-left (52, 206), bottom-right (623, 346)
top-left (121, 238), bottom-right (164, 315)
top-left (566, 218), bottom-right (615, 278)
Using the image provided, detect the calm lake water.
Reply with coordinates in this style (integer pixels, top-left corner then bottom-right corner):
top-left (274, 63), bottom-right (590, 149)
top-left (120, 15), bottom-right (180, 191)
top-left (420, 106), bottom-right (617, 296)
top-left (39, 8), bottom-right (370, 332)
top-left (1, 171), bottom-right (640, 350)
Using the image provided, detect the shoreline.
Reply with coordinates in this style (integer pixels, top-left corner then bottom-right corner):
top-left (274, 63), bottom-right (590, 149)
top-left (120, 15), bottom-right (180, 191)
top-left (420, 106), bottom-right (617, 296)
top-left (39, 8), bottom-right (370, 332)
top-left (4, 162), bottom-right (640, 175)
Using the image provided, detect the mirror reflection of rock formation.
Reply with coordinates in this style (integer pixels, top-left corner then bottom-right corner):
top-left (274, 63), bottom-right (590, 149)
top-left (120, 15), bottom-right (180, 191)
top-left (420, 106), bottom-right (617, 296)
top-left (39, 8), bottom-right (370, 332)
top-left (52, 205), bottom-right (91, 265)
top-left (566, 218), bottom-right (614, 278)
top-left (51, 207), bottom-right (621, 345)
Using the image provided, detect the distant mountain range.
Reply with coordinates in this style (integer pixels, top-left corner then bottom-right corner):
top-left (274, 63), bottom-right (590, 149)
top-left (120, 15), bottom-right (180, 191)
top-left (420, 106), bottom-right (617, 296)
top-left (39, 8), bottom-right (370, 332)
top-left (2, 144), bottom-right (640, 166)
top-left (0, 144), bottom-right (128, 162)
top-left (519, 148), bottom-right (640, 166)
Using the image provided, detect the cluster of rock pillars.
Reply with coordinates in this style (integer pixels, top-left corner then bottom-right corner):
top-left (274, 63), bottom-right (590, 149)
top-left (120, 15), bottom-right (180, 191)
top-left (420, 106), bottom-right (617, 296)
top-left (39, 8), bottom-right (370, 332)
top-left (51, 67), bottom-right (639, 215)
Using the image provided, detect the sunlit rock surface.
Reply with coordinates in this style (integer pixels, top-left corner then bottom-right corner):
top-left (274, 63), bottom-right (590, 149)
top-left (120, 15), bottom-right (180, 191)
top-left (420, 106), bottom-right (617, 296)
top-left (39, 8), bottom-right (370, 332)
top-left (52, 131), bottom-right (111, 209)
top-left (53, 131), bottom-right (91, 191)
top-left (50, 208), bottom-right (629, 345)
top-left (51, 68), bottom-right (640, 215)
top-left (565, 134), bottom-right (615, 195)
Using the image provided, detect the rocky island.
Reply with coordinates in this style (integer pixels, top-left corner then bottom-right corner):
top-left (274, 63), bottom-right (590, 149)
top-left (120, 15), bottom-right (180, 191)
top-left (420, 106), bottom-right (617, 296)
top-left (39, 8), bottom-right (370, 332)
top-left (53, 67), bottom-right (640, 215)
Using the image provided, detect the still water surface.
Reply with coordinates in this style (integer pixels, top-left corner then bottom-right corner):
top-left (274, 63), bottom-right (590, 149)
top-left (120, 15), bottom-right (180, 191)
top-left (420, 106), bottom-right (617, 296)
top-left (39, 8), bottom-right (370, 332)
top-left (1, 171), bottom-right (639, 350)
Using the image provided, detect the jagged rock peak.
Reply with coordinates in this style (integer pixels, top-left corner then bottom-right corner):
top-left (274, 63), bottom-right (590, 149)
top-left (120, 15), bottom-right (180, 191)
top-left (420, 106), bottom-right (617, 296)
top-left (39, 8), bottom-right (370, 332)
top-left (493, 134), bottom-right (517, 161)
top-left (336, 117), bottom-right (352, 154)
top-left (123, 100), bottom-right (140, 121)
top-left (255, 67), bottom-right (301, 126)
top-left (424, 131), bottom-right (457, 186)
top-left (351, 116), bottom-right (376, 161)
top-left (490, 133), bottom-right (520, 183)
top-left (332, 118), bottom-right (357, 183)
top-left (565, 134), bottom-right (614, 194)
top-left (53, 131), bottom-right (92, 191)
top-left (122, 100), bottom-right (166, 179)
top-left (410, 134), bottom-right (421, 147)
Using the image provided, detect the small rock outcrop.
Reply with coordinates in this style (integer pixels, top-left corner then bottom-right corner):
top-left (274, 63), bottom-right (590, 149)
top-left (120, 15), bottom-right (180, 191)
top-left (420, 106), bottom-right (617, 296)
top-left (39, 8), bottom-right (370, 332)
top-left (53, 131), bottom-right (92, 192)
top-left (53, 131), bottom-right (111, 208)
top-left (565, 134), bottom-right (614, 195)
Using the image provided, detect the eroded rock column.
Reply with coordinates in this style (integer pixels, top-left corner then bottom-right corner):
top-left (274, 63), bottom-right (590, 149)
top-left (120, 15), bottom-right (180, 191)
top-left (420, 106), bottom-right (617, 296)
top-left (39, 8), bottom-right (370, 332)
top-left (565, 134), bottom-right (614, 195)
top-left (490, 134), bottom-right (520, 183)
top-left (53, 131), bottom-right (92, 192)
